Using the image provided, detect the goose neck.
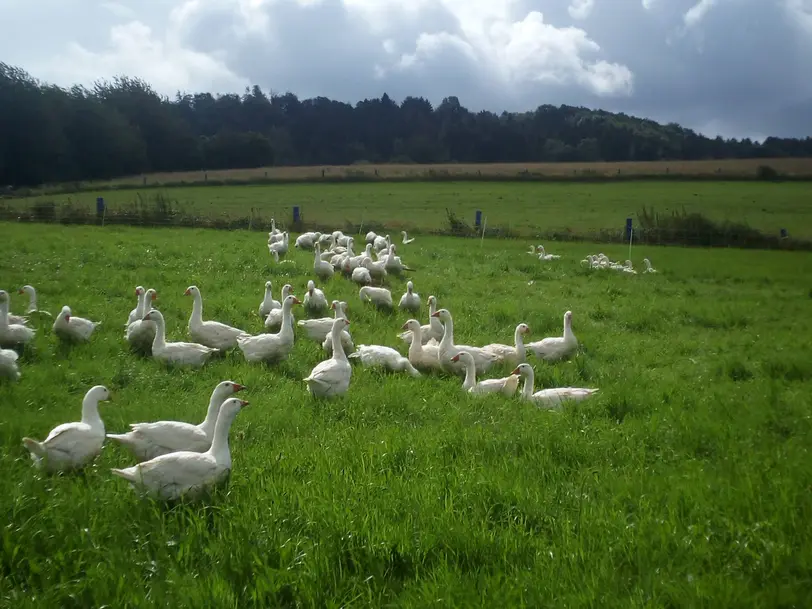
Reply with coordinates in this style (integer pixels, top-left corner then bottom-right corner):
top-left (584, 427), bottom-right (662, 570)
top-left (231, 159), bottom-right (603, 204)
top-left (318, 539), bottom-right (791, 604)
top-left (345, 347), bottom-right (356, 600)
top-left (208, 406), bottom-right (238, 463)
top-left (461, 356), bottom-right (476, 391)
top-left (200, 391), bottom-right (225, 436)
top-left (190, 292), bottom-right (204, 325)
top-left (80, 394), bottom-right (104, 428)
top-left (521, 369), bottom-right (535, 399)
top-left (151, 316), bottom-right (167, 349)
top-left (331, 324), bottom-right (348, 362)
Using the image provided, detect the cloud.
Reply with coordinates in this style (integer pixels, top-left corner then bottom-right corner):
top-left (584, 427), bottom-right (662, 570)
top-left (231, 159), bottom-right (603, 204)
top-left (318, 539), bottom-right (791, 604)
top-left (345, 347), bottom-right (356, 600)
top-left (0, 0), bottom-right (809, 139)
top-left (568, 0), bottom-right (595, 20)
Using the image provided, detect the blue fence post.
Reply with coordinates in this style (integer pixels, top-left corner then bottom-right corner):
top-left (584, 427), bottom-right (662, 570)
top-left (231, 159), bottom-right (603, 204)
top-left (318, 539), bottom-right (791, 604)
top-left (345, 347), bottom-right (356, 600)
top-left (475, 210), bottom-right (482, 229)
top-left (293, 206), bottom-right (300, 224)
top-left (780, 228), bottom-right (788, 239)
top-left (625, 217), bottom-right (633, 241)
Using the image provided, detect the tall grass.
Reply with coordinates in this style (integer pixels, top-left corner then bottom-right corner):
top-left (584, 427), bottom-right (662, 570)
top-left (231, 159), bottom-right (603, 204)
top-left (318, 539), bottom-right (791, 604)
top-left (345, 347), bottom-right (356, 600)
top-left (1, 224), bottom-right (811, 606)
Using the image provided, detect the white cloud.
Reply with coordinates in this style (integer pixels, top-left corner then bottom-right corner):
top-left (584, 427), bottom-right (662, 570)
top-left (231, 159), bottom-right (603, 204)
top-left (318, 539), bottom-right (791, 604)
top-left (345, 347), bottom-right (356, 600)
top-left (568, 0), bottom-right (595, 20)
top-left (684, 0), bottom-right (717, 28)
top-left (641, 0), bottom-right (657, 8)
top-left (39, 20), bottom-right (248, 95)
top-left (784, 0), bottom-right (812, 33)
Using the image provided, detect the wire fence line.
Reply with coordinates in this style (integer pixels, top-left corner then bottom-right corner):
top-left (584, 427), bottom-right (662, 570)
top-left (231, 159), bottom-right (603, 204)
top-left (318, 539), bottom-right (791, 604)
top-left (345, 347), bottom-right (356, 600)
top-left (0, 202), bottom-right (807, 252)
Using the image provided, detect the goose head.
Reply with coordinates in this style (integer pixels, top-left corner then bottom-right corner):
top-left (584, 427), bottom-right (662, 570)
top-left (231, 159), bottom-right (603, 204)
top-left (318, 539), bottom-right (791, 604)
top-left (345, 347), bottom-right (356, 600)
top-left (430, 308), bottom-right (451, 323)
top-left (212, 380), bottom-right (246, 401)
top-left (402, 319), bottom-right (420, 332)
top-left (511, 363), bottom-right (533, 377)
top-left (306, 280), bottom-right (316, 296)
top-left (134, 286), bottom-right (145, 297)
top-left (86, 385), bottom-right (111, 403)
top-left (183, 285), bottom-right (200, 297)
top-left (406, 281), bottom-right (414, 294)
top-left (58, 305), bottom-right (72, 323)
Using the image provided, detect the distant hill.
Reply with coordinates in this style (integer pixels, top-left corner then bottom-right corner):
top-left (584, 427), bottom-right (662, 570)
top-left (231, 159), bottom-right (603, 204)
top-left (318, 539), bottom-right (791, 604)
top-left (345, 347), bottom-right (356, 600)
top-left (1, 62), bottom-right (810, 188)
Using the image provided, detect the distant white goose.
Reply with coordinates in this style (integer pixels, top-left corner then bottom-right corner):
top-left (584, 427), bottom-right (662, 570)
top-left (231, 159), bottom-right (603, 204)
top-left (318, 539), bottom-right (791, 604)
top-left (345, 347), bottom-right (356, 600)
top-left (111, 397), bottom-right (249, 501)
top-left (237, 295), bottom-right (301, 363)
top-left (401, 231), bottom-right (415, 244)
top-left (125, 288), bottom-right (157, 352)
top-left (185, 285), bottom-right (248, 351)
top-left (398, 295), bottom-right (443, 345)
top-left (537, 245), bottom-right (561, 261)
top-left (432, 308), bottom-right (498, 376)
top-left (526, 310), bottom-right (578, 362)
top-left (127, 286), bottom-right (146, 325)
top-left (18, 284), bottom-right (51, 318)
top-left (107, 381), bottom-right (245, 462)
top-left (0, 290), bottom-right (36, 347)
top-left (643, 258), bottom-right (658, 273)
top-left (512, 363), bottom-right (599, 408)
top-left (304, 318), bottom-right (352, 398)
top-left (53, 305), bottom-right (100, 342)
top-left (398, 281), bottom-right (421, 313)
top-left (144, 309), bottom-right (219, 367)
top-left (0, 348), bottom-right (21, 381)
top-left (351, 263), bottom-right (372, 285)
top-left (401, 319), bottom-right (442, 372)
top-left (313, 243), bottom-right (335, 281)
top-left (321, 301), bottom-right (354, 355)
top-left (621, 260), bottom-right (637, 274)
top-left (304, 280), bottom-right (329, 315)
top-left (359, 286), bottom-right (393, 310)
top-left (482, 322), bottom-right (530, 365)
top-left (349, 344), bottom-right (421, 377)
top-left (22, 385), bottom-right (111, 472)
top-left (365, 231), bottom-right (378, 244)
top-left (298, 300), bottom-right (347, 343)
top-left (264, 284), bottom-right (295, 331)
top-left (452, 351), bottom-right (520, 397)
top-left (258, 281), bottom-right (281, 317)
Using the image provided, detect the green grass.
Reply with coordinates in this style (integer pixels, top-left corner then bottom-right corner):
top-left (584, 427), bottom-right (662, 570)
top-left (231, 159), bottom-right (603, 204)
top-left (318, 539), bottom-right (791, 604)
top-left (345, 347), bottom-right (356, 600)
top-left (9, 180), bottom-right (812, 238)
top-left (2, 223), bottom-right (812, 607)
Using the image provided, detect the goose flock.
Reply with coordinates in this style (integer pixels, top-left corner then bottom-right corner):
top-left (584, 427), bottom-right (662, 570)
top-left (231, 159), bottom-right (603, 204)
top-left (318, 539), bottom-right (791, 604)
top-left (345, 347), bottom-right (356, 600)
top-left (1, 225), bottom-right (658, 502)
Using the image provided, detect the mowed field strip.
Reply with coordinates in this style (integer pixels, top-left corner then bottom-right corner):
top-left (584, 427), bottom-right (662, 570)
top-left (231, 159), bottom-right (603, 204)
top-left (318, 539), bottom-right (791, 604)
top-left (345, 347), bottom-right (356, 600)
top-left (1, 221), bottom-right (811, 606)
top-left (11, 180), bottom-right (812, 238)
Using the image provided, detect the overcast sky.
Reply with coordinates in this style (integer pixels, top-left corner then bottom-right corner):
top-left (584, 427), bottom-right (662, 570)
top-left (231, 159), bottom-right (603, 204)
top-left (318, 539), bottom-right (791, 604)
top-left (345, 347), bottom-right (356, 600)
top-left (2, 0), bottom-right (810, 141)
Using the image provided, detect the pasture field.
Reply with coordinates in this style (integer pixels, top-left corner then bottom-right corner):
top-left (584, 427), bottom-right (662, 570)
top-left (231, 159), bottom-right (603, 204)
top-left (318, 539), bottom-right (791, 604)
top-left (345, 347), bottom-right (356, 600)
top-left (20, 157), bottom-right (812, 194)
top-left (2, 223), bottom-right (812, 607)
top-left (9, 180), bottom-right (812, 238)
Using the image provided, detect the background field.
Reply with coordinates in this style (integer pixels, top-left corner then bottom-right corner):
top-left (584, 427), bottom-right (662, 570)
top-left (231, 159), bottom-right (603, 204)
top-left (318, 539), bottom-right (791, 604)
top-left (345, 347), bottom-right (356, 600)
top-left (2, 223), bottom-right (812, 606)
top-left (6, 180), bottom-right (812, 239)
top-left (14, 157), bottom-right (812, 195)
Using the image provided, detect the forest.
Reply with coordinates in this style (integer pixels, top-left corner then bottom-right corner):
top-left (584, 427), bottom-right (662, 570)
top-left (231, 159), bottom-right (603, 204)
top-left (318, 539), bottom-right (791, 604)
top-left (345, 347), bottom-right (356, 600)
top-left (2, 61), bottom-right (811, 188)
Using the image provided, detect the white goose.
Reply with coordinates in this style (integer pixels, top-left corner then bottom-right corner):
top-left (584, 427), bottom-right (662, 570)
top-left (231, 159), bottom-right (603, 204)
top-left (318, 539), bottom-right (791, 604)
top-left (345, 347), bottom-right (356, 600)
top-left (237, 295), bottom-right (301, 363)
top-left (107, 381), bottom-right (245, 462)
top-left (526, 311), bottom-right (578, 362)
top-left (3, 289), bottom-right (29, 326)
top-left (512, 363), bottom-right (599, 408)
top-left (398, 281), bottom-right (421, 313)
top-left (401, 231), bottom-right (415, 244)
top-left (0, 290), bottom-right (36, 347)
top-left (127, 286), bottom-right (146, 325)
top-left (643, 258), bottom-right (658, 273)
top-left (258, 281), bottom-right (281, 317)
top-left (125, 288), bottom-right (158, 352)
top-left (144, 310), bottom-right (219, 367)
top-left (401, 319), bottom-right (442, 372)
top-left (298, 300), bottom-right (347, 343)
top-left (53, 305), bottom-right (100, 342)
top-left (185, 285), bottom-right (248, 350)
top-left (295, 231), bottom-right (321, 250)
top-left (304, 318), bottom-right (352, 398)
top-left (22, 385), bottom-right (111, 472)
top-left (18, 284), bottom-right (51, 318)
top-left (313, 244), bottom-right (335, 281)
top-left (373, 234), bottom-right (390, 252)
top-left (398, 295), bottom-right (443, 345)
top-left (452, 351), bottom-right (520, 397)
top-left (0, 348), bottom-right (21, 381)
top-left (321, 301), bottom-right (354, 355)
top-left (351, 263), bottom-right (372, 286)
top-left (349, 344), bottom-right (421, 377)
top-left (621, 260), bottom-right (637, 275)
top-left (537, 245), bottom-right (561, 261)
top-left (362, 256), bottom-right (388, 282)
top-left (268, 231), bottom-right (289, 256)
top-left (482, 323), bottom-right (530, 365)
top-left (383, 245), bottom-right (414, 274)
top-left (304, 280), bottom-right (329, 315)
top-left (431, 308), bottom-right (498, 376)
top-left (265, 284), bottom-right (295, 331)
top-left (111, 397), bottom-right (249, 501)
top-left (365, 231), bottom-right (378, 244)
top-left (359, 286), bottom-right (393, 310)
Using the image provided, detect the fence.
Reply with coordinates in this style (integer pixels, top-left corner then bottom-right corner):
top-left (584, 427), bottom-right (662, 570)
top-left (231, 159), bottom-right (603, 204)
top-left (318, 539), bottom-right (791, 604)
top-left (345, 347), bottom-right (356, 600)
top-left (0, 200), bottom-right (807, 252)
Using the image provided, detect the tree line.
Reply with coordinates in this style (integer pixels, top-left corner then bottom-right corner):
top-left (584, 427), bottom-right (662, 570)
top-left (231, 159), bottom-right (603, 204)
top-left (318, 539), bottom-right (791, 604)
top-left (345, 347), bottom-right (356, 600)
top-left (2, 62), bottom-right (811, 188)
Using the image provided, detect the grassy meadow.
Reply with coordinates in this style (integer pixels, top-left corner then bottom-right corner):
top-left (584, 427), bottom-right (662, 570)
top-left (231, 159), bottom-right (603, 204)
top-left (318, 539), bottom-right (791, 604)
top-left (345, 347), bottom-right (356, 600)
top-left (1, 222), bottom-right (812, 606)
top-left (9, 180), bottom-right (812, 239)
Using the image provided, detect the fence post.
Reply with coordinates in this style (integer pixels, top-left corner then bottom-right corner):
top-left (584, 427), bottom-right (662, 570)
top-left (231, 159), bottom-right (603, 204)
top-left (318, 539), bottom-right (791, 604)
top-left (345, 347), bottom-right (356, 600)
top-left (293, 206), bottom-right (300, 224)
top-left (475, 210), bottom-right (482, 229)
top-left (96, 197), bottom-right (105, 226)
top-left (780, 228), bottom-right (788, 239)
top-left (625, 217), bottom-right (632, 241)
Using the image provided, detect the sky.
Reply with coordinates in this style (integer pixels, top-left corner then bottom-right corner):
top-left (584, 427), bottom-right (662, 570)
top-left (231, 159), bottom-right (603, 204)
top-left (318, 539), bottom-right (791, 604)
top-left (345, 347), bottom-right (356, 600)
top-left (1, 0), bottom-right (811, 141)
